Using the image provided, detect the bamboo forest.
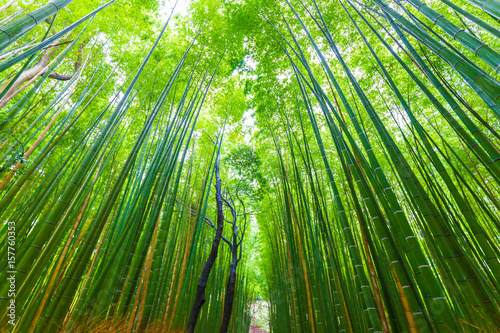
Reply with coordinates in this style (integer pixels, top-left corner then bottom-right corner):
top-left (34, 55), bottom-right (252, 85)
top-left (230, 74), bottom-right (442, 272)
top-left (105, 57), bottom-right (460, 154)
top-left (2, 0), bottom-right (500, 332)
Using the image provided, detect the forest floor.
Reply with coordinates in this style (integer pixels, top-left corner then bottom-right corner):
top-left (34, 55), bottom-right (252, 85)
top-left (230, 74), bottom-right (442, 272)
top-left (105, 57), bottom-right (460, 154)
top-left (249, 323), bottom-right (265, 333)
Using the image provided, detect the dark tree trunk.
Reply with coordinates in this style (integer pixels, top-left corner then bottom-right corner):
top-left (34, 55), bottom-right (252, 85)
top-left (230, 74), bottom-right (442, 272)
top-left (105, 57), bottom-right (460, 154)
top-left (185, 157), bottom-right (224, 333)
top-left (219, 189), bottom-right (245, 333)
top-left (219, 257), bottom-right (238, 333)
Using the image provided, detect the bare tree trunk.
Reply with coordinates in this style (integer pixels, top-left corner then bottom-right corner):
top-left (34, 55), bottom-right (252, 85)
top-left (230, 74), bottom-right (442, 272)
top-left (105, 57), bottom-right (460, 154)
top-left (0, 0), bottom-right (16, 13)
top-left (219, 191), bottom-right (245, 333)
top-left (220, 253), bottom-right (238, 333)
top-left (0, 42), bottom-right (83, 109)
top-left (185, 156), bottom-right (224, 333)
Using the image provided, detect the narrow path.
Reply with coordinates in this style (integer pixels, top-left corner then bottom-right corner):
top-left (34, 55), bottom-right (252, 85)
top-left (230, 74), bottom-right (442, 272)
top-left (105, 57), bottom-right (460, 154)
top-left (249, 322), bottom-right (264, 333)
top-left (249, 300), bottom-right (269, 332)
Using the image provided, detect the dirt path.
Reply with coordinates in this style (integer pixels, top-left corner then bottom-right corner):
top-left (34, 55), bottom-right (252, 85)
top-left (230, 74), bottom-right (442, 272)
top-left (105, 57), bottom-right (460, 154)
top-left (249, 323), bottom-right (264, 333)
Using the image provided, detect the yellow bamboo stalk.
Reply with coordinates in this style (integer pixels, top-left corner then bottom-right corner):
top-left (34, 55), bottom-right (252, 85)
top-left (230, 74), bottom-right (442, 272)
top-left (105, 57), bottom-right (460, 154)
top-left (165, 179), bottom-right (204, 331)
top-left (286, 174), bottom-right (316, 333)
top-left (26, 153), bottom-right (105, 333)
top-left (285, 237), bottom-right (299, 329)
top-left (391, 265), bottom-right (418, 333)
top-left (129, 215), bottom-right (160, 332)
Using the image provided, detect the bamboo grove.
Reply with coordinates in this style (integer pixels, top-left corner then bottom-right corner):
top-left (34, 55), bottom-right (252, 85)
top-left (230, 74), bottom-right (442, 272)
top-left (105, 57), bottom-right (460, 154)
top-left (0, 1), bottom-right (253, 332)
top-left (0, 0), bottom-right (500, 332)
